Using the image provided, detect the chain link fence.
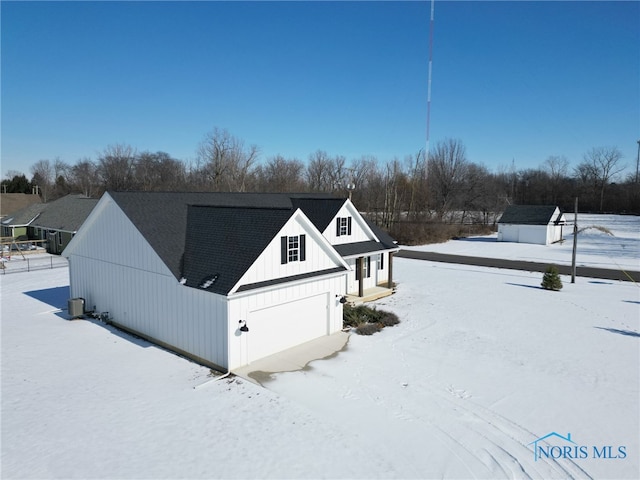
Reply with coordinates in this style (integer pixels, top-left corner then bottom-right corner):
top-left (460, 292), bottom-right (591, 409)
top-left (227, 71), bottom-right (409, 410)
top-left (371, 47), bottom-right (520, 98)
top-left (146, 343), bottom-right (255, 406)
top-left (0, 254), bottom-right (68, 274)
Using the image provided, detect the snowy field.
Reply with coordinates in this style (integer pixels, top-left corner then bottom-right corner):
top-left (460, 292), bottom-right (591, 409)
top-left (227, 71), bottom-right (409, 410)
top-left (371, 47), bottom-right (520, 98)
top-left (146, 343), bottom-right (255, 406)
top-left (1, 215), bottom-right (639, 479)
top-left (404, 214), bottom-right (640, 272)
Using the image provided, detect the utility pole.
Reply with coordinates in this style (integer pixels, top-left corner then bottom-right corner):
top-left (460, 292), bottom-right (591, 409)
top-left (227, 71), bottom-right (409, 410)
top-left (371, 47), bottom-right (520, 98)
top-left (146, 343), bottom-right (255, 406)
top-left (571, 197), bottom-right (578, 284)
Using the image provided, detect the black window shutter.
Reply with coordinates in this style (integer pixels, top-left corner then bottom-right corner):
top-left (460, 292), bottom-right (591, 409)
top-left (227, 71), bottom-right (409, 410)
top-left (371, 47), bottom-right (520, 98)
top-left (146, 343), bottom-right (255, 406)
top-left (366, 256), bottom-right (371, 277)
top-left (380, 252), bottom-right (384, 270)
top-left (281, 236), bottom-right (288, 264)
top-left (336, 218), bottom-right (341, 237)
top-left (347, 217), bottom-right (352, 235)
top-left (299, 234), bottom-right (306, 261)
top-left (355, 258), bottom-right (361, 280)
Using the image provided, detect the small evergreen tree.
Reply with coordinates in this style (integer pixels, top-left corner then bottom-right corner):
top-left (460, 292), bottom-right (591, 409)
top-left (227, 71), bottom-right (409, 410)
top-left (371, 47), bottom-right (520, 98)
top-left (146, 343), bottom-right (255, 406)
top-left (541, 265), bottom-right (563, 291)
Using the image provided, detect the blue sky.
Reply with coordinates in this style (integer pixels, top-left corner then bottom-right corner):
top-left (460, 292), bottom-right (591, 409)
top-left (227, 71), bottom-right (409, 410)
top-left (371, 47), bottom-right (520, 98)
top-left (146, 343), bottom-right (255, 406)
top-left (2, 1), bottom-right (639, 179)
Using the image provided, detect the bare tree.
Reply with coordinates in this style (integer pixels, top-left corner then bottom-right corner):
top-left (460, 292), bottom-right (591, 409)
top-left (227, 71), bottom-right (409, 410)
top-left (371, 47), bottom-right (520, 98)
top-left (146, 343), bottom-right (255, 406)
top-left (542, 155), bottom-right (570, 204)
top-left (97, 144), bottom-right (137, 191)
top-left (427, 139), bottom-right (469, 221)
top-left (406, 150), bottom-right (429, 220)
top-left (196, 128), bottom-right (259, 191)
top-left (69, 158), bottom-right (100, 197)
top-left (255, 156), bottom-right (306, 192)
top-left (576, 146), bottom-right (625, 211)
top-left (30, 159), bottom-right (54, 201)
top-left (306, 151), bottom-right (329, 191)
top-left (378, 159), bottom-right (408, 228)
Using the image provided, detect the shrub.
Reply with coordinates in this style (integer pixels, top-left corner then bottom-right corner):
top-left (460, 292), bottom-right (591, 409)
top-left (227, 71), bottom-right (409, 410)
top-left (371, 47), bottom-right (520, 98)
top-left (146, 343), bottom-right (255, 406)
top-left (379, 311), bottom-right (400, 327)
top-left (541, 265), bottom-right (563, 291)
top-left (355, 322), bottom-right (382, 335)
top-left (343, 304), bottom-right (400, 334)
top-left (388, 221), bottom-right (495, 246)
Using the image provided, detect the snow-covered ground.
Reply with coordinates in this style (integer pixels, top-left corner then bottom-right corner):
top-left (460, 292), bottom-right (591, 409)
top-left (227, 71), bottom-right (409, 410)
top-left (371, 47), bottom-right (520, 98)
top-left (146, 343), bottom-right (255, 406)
top-left (404, 214), bottom-right (640, 272)
top-left (2, 215), bottom-right (639, 479)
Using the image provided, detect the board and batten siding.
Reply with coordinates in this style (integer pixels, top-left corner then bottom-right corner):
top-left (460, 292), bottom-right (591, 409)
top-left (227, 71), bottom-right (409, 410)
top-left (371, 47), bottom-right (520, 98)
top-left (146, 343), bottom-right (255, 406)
top-left (66, 196), bottom-right (229, 370)
top-left (233, 211), bottom-right (344, 290)
top-left (323, 203), bottom-right (374, 245)
top-left (227, 273), bottom-right (345, 369)
top-left (345, 254), bottom-right (387, 294)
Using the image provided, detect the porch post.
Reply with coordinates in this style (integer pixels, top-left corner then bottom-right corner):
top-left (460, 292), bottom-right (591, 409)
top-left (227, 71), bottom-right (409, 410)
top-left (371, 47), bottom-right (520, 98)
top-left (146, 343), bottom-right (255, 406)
top-left (387, 252), bottom-right (394, 289)
top-left (358, 256), bottom-right (364, 297)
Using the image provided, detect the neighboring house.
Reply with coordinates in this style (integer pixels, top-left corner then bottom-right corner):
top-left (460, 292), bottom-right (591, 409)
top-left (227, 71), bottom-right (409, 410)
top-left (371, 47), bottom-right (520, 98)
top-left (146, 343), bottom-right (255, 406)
top-left (1, 203), bottom-right (47, 240)
top-left (1, 194), bottom-right (99, 253)
top-left (497, 205), bottom-right (566, 245)
top-left (0, 193), bottom-right (42, 220)
top-left (63, 192), bottom-right (399, 371)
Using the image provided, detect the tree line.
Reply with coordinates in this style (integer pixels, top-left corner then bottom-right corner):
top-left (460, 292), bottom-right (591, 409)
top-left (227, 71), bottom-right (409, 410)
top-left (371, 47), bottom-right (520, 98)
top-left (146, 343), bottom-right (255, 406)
top-left (3, 129), bottom-right (639, 227)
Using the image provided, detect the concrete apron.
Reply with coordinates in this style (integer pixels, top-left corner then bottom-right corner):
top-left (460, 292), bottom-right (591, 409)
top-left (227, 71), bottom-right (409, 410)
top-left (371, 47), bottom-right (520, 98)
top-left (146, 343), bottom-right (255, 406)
top-left (232, 331), bottom-right (350, 386)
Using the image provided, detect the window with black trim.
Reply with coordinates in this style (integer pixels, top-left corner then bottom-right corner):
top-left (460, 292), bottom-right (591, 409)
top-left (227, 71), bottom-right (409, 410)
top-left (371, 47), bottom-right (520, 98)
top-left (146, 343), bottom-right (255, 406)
top-left (336, 216), bottom-right (352, 236)
top-left (355, 256), bottom-right (371, 280)
top-left (280, 234), bottom-right (306, 264)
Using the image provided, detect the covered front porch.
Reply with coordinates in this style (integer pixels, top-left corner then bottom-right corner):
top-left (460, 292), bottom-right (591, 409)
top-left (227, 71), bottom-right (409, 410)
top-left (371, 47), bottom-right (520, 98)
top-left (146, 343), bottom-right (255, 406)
top-left (345, 283), bottom-right (396, 305)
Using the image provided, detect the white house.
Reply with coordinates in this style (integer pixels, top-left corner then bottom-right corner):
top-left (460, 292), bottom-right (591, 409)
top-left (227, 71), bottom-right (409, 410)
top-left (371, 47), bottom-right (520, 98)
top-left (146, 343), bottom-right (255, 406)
top-left (497, 205), bottom-right (566, 245)
top-left (63, 192), bottom-right (398, 371)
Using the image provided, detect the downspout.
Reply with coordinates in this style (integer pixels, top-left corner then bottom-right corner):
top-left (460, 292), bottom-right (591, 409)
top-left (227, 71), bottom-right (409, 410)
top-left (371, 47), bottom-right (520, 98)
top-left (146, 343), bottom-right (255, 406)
top-left (193, 370), bottom-right (231, 390)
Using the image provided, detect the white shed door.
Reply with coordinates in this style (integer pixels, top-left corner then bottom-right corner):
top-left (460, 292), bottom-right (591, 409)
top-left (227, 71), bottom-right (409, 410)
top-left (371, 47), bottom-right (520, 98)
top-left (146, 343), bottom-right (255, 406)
top-left (248, 293), bottom-right (329, 362)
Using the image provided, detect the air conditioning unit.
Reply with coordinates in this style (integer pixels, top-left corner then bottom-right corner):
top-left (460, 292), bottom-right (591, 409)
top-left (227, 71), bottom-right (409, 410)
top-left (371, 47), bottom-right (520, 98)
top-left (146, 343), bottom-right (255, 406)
top-left (68, 298), bottom-right (85, 319)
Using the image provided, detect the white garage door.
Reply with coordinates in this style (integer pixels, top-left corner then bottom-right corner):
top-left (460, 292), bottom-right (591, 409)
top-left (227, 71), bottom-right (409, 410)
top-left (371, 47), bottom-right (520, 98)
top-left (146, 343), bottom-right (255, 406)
top-left (248, 293), bottom-right (329, 362)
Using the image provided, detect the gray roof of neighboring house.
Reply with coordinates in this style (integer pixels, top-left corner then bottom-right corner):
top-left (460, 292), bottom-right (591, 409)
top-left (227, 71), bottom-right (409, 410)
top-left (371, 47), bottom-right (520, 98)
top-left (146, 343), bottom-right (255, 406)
top-left (31, 195), bottom-right (99, 232)
top-left (1, 203), bottom-right (47, 227)
top-left (0, 193), bottom-right (42, 217)
top-left (498, 205), bottom-right (564, 225)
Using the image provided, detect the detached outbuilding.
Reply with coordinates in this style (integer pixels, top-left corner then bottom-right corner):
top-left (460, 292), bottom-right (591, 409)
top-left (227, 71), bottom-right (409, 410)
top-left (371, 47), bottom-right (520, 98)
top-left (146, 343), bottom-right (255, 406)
top-left (497, 205), bottom-right (566, 245)
top-left (63, 192), bottom-right (398, 371)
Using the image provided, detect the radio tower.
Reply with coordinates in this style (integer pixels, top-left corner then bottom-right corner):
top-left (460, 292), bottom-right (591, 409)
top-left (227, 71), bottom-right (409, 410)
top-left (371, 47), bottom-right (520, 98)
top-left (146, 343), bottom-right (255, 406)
top-left (425, 0), bottom-right (435, 161)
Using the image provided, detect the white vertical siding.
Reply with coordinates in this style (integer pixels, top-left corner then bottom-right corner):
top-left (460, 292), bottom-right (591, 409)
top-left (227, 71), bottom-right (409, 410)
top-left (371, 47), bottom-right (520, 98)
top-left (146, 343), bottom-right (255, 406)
top-left (324, 203), bottom-right (375, 245)
top-left (68, 257), bottom-right (229, 369)
top-left (227, 274), bottom-right (345, 370)
top-left (65, 197), bottom-right (169, 275)
top-left (234, 213), bottom-right (345, 289)
top-left (66, 198), bottom-right (229, 369)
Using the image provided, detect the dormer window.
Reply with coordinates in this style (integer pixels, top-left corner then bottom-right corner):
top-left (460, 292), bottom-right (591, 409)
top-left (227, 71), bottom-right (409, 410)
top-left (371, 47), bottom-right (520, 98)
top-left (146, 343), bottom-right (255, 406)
top-left (288, 236), bottom-right (299, 262)
top-left (280, 234), bottom-right (306, 264)
top-left (336, 216), bottom-right (352, 236)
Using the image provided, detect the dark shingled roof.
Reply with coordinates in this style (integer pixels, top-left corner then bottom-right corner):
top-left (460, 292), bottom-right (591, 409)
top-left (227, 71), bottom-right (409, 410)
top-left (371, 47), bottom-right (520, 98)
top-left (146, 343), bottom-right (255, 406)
top-left (108, 192), bottom-right (357, 293)
top-left (32, 195), bottom-right (99, 232)
top-left (498, 205), bottom-right (563, 225)
top-left (236, 267), bottom-right (347, 293)
top-left (182, 205), bottom-right (295, 295)
top-left (363, 218), bottom-right (398, 250)
top-left (1, 194), bottom-right (97, 231)
top-left (0, 193), bottom-right (42, 218)
top-left (334, 240), bottom-right (390, 257)
top-left (289, 195), bottom-right (345, 232)
top-left (1, 203), bottom-right (47, 226)
top-left (107, 192), bottom-right (400, 294)
top-left (110, 192), bottom-right (343, 281)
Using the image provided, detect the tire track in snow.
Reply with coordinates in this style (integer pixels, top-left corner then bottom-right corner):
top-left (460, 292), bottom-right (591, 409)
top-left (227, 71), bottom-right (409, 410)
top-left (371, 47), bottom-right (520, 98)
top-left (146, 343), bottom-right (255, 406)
top-left (391, 378), bottom-right (593, 480)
